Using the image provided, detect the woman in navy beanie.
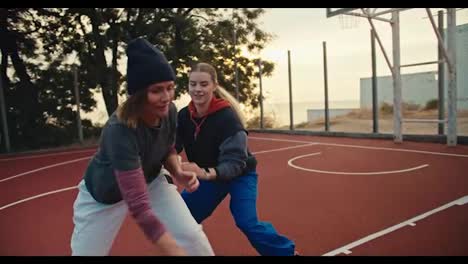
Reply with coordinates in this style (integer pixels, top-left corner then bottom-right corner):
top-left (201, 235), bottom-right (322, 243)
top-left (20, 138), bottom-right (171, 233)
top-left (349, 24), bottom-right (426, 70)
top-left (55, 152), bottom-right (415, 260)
top-left (70, 37), bottom-right (214, 256)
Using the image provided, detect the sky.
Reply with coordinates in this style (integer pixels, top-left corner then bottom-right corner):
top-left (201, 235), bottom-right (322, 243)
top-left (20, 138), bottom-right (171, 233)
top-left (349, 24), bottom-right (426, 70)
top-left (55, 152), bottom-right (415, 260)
top-left (254, 8), bottom-right (468, 103)
top-left (83, 8), bottom-right (468, 125)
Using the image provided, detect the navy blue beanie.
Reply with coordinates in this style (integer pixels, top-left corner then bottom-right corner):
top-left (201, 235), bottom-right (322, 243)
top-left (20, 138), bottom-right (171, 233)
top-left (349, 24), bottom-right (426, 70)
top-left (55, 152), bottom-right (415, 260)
top-left (126, 38), bottom-right (176, 95)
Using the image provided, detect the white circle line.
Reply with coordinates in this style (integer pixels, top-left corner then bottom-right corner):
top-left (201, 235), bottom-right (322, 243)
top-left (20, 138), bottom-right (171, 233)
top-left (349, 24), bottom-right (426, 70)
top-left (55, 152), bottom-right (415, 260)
top-left (288, 153), bottom-right (430, 175)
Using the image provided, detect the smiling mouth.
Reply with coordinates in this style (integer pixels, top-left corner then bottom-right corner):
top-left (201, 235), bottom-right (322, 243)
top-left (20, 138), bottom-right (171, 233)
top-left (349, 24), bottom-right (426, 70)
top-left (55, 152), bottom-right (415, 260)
top-left (156, 104), bottom-right (169, 110)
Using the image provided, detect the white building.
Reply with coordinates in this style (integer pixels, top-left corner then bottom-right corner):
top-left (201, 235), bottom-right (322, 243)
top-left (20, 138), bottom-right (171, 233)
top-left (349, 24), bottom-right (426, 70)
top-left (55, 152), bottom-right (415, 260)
top-left (360, 23), bottom-right (468, 110)
top-left (360, 71), bottom-right (439, 108)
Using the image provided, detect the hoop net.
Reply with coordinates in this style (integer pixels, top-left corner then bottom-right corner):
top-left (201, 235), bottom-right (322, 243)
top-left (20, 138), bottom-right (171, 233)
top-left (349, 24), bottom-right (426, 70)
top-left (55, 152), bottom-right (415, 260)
top-left (338, 14), bottom-right (361, 29)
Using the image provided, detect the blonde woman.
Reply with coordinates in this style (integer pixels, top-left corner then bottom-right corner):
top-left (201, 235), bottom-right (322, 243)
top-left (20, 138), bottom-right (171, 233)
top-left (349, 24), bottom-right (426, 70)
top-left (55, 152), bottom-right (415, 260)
top-left (175, 62), bottom-right (298, 256)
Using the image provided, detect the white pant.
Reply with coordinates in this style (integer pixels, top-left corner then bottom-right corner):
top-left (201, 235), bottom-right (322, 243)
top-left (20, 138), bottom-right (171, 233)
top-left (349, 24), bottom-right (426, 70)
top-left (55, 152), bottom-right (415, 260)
top-left (70, 171), bottom-right (214, 256)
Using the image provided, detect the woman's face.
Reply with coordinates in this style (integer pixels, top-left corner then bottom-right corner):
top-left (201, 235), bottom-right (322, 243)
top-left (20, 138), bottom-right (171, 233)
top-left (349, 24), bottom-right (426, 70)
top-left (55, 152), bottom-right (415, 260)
top-left (188, 71), bottom-right (216, 106)
top-left (143, 80), bottom-right (175, 118)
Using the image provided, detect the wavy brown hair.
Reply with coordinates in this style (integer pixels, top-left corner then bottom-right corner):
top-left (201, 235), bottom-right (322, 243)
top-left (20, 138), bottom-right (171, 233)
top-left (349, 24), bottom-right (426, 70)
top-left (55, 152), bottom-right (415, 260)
top-left (116, 88), bottom-right (148, 129)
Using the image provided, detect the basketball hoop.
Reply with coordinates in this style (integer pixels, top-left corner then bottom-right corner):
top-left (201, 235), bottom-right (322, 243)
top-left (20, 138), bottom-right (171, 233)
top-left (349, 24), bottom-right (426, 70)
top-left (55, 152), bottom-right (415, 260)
top-left (338, 14), bottom-right (360, 29)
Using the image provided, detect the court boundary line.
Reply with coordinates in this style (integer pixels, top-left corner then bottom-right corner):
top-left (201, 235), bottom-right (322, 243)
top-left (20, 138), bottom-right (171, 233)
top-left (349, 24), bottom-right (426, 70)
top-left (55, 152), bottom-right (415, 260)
top-left (322, 195), bottom-right (468, 256)
top-left (0, 157), bottom-right (92, 183)
top-left (249, 136), bottom-right (468, 158)
top-left (0, 135), bottom-right (466, 256)
top-left (0, 144), bottom-right (322, 209)
top-left (252, 143), bottom-right (318, 155)
top-left (0, 149), bottom-right (96, 162)
top-left (0, 185), bottom-right (78, 211)
top-left (4, 135), bottom-right (466, 185)
top-left (0, 143), bottom-right (318, 185)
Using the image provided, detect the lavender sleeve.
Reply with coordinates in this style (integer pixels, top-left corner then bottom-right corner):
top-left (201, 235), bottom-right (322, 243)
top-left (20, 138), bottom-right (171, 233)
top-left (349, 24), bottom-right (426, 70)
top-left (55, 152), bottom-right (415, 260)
top-left (114, 167), bottom-right (167, 243)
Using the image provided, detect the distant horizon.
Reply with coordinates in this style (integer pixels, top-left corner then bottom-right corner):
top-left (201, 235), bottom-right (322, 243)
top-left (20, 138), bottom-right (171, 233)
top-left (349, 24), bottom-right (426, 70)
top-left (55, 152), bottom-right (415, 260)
top-left (264, 99), bottom-right (360, 105)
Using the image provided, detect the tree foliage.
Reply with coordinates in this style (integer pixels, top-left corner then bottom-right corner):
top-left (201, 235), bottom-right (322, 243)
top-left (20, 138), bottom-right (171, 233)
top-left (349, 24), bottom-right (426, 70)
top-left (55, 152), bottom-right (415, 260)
top-left (0, 8), bottom-right (275, 152)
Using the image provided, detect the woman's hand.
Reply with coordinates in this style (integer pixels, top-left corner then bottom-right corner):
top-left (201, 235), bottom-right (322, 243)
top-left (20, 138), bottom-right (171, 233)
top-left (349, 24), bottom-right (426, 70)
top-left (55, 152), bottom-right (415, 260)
top-left (181, 162), bottom-right (204, 176)
top-left (174, 169), bottom-right (199, 193)
top-left (181, 162), bottom-right (213, 180)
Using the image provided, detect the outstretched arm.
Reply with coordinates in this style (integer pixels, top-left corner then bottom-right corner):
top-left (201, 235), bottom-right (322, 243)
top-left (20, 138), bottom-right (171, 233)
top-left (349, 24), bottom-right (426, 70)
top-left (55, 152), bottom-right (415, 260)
top-left (163, 146), bottom-right (199, 192)
top-left (192, 130), bottom-right (251, 181)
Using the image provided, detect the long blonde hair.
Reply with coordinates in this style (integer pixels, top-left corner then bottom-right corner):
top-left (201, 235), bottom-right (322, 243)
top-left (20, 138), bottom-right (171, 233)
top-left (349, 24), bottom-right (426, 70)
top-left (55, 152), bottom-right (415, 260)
top-left (116, 88), bottom-right (147, 129)
top-left (190, 62), bottom-right (246, 128)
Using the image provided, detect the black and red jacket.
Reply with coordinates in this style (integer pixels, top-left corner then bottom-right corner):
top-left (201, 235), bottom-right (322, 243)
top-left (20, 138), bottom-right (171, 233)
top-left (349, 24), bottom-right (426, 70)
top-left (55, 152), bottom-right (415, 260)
top-left (176, 97), bottom-right (257, 180)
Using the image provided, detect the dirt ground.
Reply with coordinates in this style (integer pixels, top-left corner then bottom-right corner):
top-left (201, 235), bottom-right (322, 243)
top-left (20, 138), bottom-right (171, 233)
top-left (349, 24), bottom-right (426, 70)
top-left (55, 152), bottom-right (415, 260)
top-left (286, 109), bottom-right (468, 136)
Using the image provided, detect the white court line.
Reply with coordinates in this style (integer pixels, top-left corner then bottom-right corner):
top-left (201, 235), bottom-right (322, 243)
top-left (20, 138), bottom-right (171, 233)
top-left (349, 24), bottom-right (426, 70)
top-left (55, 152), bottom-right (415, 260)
top-left (0, 144), bottom-right (324, 212)
top-left (322, 195), bottom-right (468, 256)
top-left (0, 143), bottom-right (317, 185)
top-left (249, 136), bottom-right (317, 144)
top-left (0, 148), bottom-right (96, 162)
top-left (0, 143), bottom-right (317, 184)
top-left (288, 153), bottom-right (429, 175)
top-left (0, 134), bottom-right (465, 254)
top-left (249, 136), bottom-right (468, 158)
top-left (252, 143), bottom-right (318, 155)
top-left (0, 156), bottom-right (91, 183)
top-left (0, 185), bottom-right (78, 211)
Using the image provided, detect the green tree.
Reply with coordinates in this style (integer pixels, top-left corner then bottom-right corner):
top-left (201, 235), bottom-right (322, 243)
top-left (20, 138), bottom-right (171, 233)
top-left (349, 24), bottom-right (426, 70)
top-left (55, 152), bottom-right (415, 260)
top-left (61, 8), bottom-right (275, 113)
top-left (0, 8), bottom-right (98, 150)
top-left (1, 8), bottom-right (275, 152)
